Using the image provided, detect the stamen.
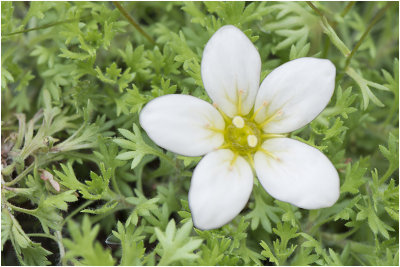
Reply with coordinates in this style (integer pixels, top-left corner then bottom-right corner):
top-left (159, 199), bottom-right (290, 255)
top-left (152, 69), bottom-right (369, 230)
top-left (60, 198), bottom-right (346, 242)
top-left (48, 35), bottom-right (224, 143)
top-left (210, 126), bottom-right (225, 133)
top-left (213, 102), bottom-right (230, 122)
top-left (237, 90), bottom-right (244, 115)
top-left (247, 135), bottom-right (258, 147)
top-left (218, 144), bottom-right (230, 150)
top-left (246, 153), bottom-right (255, 169)
top-left (232, 116), bottom-right (245, 128)
top-left (229, 152), bottom-right (239, 170)
top-left (259, 109), bottom-right (283, 128)
top-left (250, 101), bottom-right (268, 120)
top-left (261, 133), bottom-right (286, 139)
top-left (204, 123), bottom-right (224, 133)
top-left (260, 147), bottom-right (279, 161)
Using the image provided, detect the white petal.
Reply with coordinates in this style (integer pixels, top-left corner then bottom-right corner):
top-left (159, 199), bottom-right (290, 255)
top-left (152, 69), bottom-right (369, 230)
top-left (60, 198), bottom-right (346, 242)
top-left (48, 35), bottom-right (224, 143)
top-left (189, 149), bottom-right (253, 230)
top-left (201, 25), bottom-right (261, 117)
top-left (254, 138), bottom-right (339, 209)
top-left (140, 94), bottom-right (224, 157)
top-left (254, 57), bottom-right (336, 133)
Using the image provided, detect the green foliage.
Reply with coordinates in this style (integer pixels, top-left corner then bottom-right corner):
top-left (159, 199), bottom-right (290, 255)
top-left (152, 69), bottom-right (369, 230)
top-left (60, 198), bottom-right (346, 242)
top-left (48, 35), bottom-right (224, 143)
top-left (54, 162), bottom-right (112, 200)
top-left (264, 2), bottom-right (318, 52)
top-left (112, 221), bottom-right (146, 266)
top-left (245, 183), bottom-right (281, 233)
top-left (379, 133), bottom-right (399, 179)
top-left (155, 220), bottom-right (202, 265)
top-left (340, 159), bottom-right (368, 194)
top-left (2, 209), bottom-right (52, 265)
top-left (260, 222), bottom-right (299, 265)
top-left (1, 1), bottom-right (398, 266)
top-left (114, 123), bottom-right (175, 170)
top-left (63, 216), bottom-right (115, 265)
top-left (125, 189), bottom-right (160, 226)
top-left (34, 190), bottom-right (78, 233)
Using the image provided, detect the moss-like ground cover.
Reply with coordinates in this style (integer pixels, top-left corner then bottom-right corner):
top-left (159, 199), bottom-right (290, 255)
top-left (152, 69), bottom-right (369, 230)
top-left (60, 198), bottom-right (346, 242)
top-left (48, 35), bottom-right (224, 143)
top-left (1, 2), bottom-right (398, 265)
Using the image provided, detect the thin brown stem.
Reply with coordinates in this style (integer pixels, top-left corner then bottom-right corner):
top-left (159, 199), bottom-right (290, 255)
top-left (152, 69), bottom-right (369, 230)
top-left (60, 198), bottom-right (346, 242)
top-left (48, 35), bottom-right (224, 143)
top-left (112, 1), bottom-right (155, 45)
top-left (343, 2), bottom-right (393, 70)
top-left (306, 1), bottom-right (324, 18)
top-left (3, 18), bottom-right (83, 37)
top-left (61, 200), bottom-right (94, 227)
top-left (340, 1), bottom-right (355, 17)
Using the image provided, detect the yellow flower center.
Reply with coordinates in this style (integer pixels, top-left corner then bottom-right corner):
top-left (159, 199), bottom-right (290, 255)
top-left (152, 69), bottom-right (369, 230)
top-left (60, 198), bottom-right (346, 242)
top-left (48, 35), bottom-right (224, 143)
top-left (224, 116), bottom-right (261, 155)
top-left (211, 94), bottom-right (285, 167)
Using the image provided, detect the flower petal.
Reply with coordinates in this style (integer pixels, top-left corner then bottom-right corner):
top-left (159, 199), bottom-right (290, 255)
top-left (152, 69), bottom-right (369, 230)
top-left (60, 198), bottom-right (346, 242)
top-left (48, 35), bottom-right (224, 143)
top-left (254, 138), bottom-right (339, 209)
top-left (189, 149), bottom-right (253, 230)
top-left (140, 94), bottom-right (224, 157)
top-left (254, 57), bottom-right (336, 133)
top-left (201, 25), bottom-right (261, 117)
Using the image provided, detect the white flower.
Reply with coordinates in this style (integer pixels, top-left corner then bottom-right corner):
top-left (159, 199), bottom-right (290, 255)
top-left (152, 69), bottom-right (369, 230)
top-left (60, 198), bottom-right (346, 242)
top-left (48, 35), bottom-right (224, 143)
top-left (140, 25), bottom-right (340, 230)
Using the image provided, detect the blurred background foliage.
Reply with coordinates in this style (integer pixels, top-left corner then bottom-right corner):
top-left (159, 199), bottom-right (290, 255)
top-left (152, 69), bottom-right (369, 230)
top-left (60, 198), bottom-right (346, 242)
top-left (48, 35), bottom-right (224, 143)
top-left (1, 1), bottom-right (398, 265)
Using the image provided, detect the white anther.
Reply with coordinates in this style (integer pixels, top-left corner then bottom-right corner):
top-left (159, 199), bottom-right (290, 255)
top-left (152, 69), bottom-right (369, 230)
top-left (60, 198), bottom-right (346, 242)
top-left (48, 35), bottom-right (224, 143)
top-left (247, 135), bottom-right (258, 148)
top-left (232, 116), bottom-right (245, 128)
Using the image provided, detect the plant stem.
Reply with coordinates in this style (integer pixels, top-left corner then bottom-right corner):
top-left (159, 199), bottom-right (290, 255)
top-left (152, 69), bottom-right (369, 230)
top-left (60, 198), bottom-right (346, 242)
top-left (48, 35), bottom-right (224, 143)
top-left (112, 1), bottom-right (156, 45)
top-left (4, 162), bottom-right (35, 187)
top-left (343, 2), bottom-right (393, 70)
top-left (55, 231), bottom-right (66, 265)
top-left (27, 233), bottom-right (58, 242)
top-left (63, 151), bottom-right (99, 163)
top-left (307, 1), bottom-right (334, 58)
top-left (340, 1), bottom-right (355, 17)
top-left (323, 2), bottom-right (356, 58)
top-left (321, 231), bottom-right (374, 254)
top-left (111, 171), bottom-right (122, 196)
top-left (379, 166), bottom-right (397, 185)
top-left (3, 18), bottom-right (80, 37)
top-left (7, 202), bottom-right (36, 215)
top-left (90, 206), bottom-right (126, 224)
top-left (306, 2), bottom-right (324, 18)
top-left (4, 153), bottom-right (63, 187)
top-left (61, 200), bottom-right (94, 227)
top-left (310, 215), bottom-right (336, 235)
